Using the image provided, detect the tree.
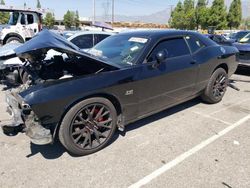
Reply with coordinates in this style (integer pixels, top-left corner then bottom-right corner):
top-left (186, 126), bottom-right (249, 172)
top-left (227, 0), bottom-right (242, 29)
top-left (243, 17), bottom-right (250, 30)
top-left (182, 0), bottom-right (196, 30)
top-left (63, 10), bottom-right (75, 29)
top-left (169, 1), bottom-right (185, 29)
top-left (208, 0), bottom-right (228, 29)
top-left (0, 0), bottom-right (10, 24)
top-left (195, 0), bottom-right (209, 29)
top-left (43, 12), bottom-right (55, 29)
top-left (37, 0), bottom-right (41, 8)
top-left (74, 10), bottom-right (80, 28)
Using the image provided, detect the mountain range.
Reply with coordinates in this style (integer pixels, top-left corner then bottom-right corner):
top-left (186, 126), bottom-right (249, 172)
top-left (98, 0), bottom-right (250, 24)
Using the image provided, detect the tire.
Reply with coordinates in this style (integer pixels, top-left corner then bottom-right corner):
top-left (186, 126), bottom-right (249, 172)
top-left (201, 68), bottom-right (229, 104)
top-left (59, 97), bottom-right (117, 156)
top-left (5, 37), bottom-right (23, 44)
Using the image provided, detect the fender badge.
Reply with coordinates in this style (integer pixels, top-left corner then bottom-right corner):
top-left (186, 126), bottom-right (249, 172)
top-left (125, 90), bottom-right (134, 96)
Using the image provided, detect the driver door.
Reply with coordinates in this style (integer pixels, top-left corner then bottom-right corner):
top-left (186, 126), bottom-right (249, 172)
top-left (137, 37), bottom-right (199, 116)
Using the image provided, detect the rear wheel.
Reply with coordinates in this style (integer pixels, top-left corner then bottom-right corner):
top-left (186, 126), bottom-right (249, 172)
top-left (201, 68), bottom-right (229, 104)
top-left (59, 97), bottom-right (117, 156)
top-left (6, 37), bottom-right (23, 44)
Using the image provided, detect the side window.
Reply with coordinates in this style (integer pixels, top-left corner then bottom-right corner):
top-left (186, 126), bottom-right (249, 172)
top-left (148, 38), bottom-right (190, 62)
top-left (20, 13), bottom-right (26, 25)
top-left (70, 34), bottom-right (94, 49)
top-left (27, 14), bottom-right (34, 24)
top-left (94, 34), bottom-right (110, 45)
top-left (185, 36), bottom-right (205, 53)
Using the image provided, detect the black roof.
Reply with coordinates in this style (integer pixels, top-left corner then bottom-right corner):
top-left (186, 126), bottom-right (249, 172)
top-left (119, 29), bottom-right (216, 46)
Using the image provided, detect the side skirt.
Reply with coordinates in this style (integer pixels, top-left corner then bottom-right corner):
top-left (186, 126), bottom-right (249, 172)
top-left (124, 92), bottom-right (202, 127)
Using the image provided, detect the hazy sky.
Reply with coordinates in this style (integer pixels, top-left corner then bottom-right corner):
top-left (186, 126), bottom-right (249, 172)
top-left (4, 0), bottom-right (179, 19)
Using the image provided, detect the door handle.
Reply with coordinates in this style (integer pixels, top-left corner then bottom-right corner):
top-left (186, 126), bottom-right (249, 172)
top-left (190, 60), bottom-right (197, 65)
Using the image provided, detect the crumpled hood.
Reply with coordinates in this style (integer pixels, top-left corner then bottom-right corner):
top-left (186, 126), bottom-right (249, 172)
top-left (233, 42), bottom-right (250, 51)
top-left (14, 29), bottom-right (82, 59)
top-left (11, 29), bottom-right (119, 69)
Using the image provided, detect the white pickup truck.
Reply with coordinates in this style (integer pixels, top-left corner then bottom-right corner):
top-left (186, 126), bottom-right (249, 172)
top-left (0, 6), bottom-right (43, 44)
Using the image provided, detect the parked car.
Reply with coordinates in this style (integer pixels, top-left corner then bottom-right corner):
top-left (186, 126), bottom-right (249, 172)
top-left (222, 32), bottom-right (233, 40)
top-left (229, 30), bottom-right (250, 42)
top-left (234, 33), bottom-right (250, 67)
top-left (204, 34), bottom-right (234, 46)
top-left (61, 31), bottom-right (77, 39)
top-left (68, 31), bottom-right (114, 51)
top-left (1, 30), bottom-right (238, 156)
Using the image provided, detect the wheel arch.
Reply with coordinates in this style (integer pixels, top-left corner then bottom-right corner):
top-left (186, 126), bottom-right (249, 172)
top-left (52, 93), bottom-right (123, 140)
top-left (3, 33), bottom-right (25, 44)
top-left (213, 63), bottom-right (228, 74)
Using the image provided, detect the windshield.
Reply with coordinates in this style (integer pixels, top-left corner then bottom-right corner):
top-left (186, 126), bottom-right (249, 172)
top-left (88, 35), bottom-right (149, 67)
top-left (239, 33), bottom-right (250, 43)
top-left (8, 12), bottom-right (19, 25)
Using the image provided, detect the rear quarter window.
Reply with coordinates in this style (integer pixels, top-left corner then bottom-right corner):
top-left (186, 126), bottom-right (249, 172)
top-left (185, 36), bottom-right (205, 54)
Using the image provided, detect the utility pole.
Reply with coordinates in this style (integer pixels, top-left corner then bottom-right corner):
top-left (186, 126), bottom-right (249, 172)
top-left (92, 0), bottom-right (96, 23)
top-left (112, 0), bottom-right (114, 24)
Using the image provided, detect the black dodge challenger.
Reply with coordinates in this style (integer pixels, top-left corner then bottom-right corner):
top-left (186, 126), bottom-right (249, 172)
top-left (1, 30), bottom-right (238, 155)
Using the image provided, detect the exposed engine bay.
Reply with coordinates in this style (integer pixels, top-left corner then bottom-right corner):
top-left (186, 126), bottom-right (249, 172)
top-left (4, 51), bottom-right (114, 90)
top-left (1, 30), bottom-right (118, 90)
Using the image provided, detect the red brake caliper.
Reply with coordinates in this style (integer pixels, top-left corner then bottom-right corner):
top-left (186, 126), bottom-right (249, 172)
top-left (94, 109), bottom-right (104, 122)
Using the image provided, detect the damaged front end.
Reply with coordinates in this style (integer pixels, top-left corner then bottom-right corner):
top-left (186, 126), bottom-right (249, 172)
top-left (1, 30), bottom-right (119, 145)
top-left (2, 89), bottom-right (52, 145)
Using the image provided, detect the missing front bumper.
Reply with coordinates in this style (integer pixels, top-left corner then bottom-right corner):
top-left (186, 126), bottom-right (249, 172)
top-left (24, 113), bottom-right (53, 145)
top-left (1, 91), bottom-right (53, 145)
top-left (3, 91), bottom-right (24, 127)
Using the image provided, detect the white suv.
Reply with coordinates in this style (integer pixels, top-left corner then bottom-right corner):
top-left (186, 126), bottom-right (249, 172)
top-left (0, 10), bottom-right (42, 44)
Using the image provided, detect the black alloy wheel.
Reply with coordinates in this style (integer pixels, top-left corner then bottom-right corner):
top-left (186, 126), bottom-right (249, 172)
top-left (212, 73), bottom-right (228, 99)
top-left (70, 103), bottom-right (113, 149)
top-left (201, 68), bottom-right (229, 104)
top-left (59, 98), bottom-right (117, 156)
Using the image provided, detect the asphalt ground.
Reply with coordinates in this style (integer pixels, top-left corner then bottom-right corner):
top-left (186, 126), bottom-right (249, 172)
top-left (0, 68), bottom-right (250, 188)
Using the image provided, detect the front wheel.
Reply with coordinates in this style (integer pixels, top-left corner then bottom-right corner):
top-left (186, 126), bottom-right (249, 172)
top-left (59, 97), bottom-right (117, 156)
top-left (201, 68), bottom-right (229, 104)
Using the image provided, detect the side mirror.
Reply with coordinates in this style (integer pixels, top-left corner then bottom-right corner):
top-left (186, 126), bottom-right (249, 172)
top-left (153, 50), bottom-right (168, 68)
